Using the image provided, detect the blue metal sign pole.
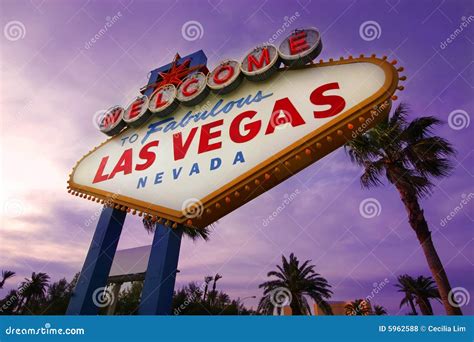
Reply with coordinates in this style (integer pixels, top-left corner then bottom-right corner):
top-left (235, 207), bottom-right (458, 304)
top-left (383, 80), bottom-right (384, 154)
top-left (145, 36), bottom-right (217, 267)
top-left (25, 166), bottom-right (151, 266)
top-left (66, 207), bottom-right (126, 315)
top-left (138, 223), bottom-right (183, 315)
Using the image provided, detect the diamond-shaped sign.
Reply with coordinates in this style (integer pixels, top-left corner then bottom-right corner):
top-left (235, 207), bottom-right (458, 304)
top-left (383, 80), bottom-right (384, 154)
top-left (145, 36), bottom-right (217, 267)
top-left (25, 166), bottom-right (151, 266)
top-left (68, 56), bottom-right (400, 228)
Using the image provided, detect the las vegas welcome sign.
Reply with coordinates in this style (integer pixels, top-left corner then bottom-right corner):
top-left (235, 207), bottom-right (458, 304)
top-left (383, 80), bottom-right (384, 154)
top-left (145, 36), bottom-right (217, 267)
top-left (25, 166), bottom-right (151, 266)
top-left (68, 28), bottom-right (403, 228)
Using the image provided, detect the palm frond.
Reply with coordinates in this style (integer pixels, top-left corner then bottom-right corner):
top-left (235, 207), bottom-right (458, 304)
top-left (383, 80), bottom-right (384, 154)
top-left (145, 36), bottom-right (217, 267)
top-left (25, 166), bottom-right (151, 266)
top-left (402, 116), bottom-right (443, 142)
top-left (142, 218), bottom-right (212, 241)
top-left (389, 103), bottom-right (410, 127)
top-left (345, 102), bottom-right (455, 199)
top-left (360, 159), bottom-right (386, 188)
top-left (258, 253), bottom-right (332, 315)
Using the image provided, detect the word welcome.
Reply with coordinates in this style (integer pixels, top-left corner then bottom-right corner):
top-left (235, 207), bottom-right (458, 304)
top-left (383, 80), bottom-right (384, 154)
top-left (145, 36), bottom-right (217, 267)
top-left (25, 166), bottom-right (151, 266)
top-left (97, 27), bottom-right (322, 136)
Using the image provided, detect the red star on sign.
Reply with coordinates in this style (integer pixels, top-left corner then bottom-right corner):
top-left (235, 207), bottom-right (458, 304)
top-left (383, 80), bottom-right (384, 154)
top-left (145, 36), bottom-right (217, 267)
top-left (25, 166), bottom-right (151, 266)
top-left (141, 54), bottom-right (206, 94)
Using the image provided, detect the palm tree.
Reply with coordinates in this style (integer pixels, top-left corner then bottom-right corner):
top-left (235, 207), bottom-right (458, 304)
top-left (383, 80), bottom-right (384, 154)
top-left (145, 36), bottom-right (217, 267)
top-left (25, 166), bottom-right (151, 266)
top-left (212, 273), bottom-right (222, 293)
top-left (142, 218), bottom-right (211, 241)
top-left (413, 275), bottom-right (440, 315)
top-left (0, 270), bottom-right (15, 289)
top-left (373, 304), bottom-right (388, 315)
top-left (208, 273), bottom-right (223, 304)
top-left (258, 293), bottom-right (279, 315)
top-left (171, 281), bottom-right (255, 315)
top-left (396, 274), bottom-right (440, 315)
top-left (216, 292), bottom-right (230, 306)
top-left (17, 272), bottom-right (50, 314)
top-left (346, 103), bottom-right (461, 315)
top-left (44, 278), bottom-right (74, 315)
top-left (203, 276), bottom-right (213, 302)
top-left (344, 299), bottom-right (371, 315)
top-left (258, 253), bottom-right (332, 315)
top-left (396, 275), bottom-right (419, 315)
top-left (0, 289), bottom-right (19, 314)
top-left (187, 282), bottom-right (203, 302)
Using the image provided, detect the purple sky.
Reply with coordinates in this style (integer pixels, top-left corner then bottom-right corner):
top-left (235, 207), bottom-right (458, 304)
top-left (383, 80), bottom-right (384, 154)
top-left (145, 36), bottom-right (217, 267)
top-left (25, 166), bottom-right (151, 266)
top-left (1, 0), bottom-right (472, 315)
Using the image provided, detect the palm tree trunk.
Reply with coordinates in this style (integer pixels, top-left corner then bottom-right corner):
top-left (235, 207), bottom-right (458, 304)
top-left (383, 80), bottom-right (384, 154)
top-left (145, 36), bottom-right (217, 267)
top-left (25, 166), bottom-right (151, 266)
top-left (396, 184), bottom-right (462, 315)
top-left (290, 301), bottom-right (302, 315)
top-left (408, 297), bottom-right (418, 315)
top-left (425, 298), bottom-right (434, 315)
top-left (14, 296), bottom-right (25, 314)
top-left (416, 298), bottom-right (432, 315)
top-left (210, 280), bottom-right (217, 305)
top-left (21, 296), bottom-right (31, 314)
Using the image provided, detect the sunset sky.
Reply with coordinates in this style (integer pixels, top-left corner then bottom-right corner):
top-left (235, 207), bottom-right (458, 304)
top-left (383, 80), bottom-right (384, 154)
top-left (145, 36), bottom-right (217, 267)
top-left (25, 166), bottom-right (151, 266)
top-left (0, 0), bottom-right (472, 315)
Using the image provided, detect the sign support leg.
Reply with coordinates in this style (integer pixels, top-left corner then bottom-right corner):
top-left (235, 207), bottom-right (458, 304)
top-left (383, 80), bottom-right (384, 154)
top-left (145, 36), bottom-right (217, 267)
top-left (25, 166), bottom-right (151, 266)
top-left (66, 207), bottom-right (126, 315)
top-left (138, 223), bottom-right (183, 315)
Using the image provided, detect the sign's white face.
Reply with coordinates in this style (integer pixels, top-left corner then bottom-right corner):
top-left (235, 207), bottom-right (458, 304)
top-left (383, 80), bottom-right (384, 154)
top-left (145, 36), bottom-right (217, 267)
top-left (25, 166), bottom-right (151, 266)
top-left (70, 58), bottom-right (399, 227)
